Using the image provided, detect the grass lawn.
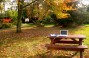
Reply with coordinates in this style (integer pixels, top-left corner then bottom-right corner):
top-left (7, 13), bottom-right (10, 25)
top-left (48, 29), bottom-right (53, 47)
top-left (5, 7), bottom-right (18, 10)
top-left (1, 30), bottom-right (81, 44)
top-left (0, 24), bottom-right (89, 58)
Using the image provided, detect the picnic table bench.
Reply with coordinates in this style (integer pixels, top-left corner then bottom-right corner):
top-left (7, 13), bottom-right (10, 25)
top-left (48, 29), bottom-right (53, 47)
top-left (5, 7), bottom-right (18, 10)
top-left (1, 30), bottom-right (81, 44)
top-left (45, 35), bottom-right (88, 58)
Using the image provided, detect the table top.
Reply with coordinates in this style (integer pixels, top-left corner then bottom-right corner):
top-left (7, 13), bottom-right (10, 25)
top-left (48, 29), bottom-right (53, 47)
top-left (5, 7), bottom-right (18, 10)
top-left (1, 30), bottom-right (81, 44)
top-left (48, 35), bottom-right (86, 39)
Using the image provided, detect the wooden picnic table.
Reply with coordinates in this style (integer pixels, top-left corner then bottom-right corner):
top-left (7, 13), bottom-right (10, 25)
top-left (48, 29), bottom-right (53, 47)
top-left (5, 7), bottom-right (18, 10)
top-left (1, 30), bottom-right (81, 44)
top-left (46, 35), bottom-right (88, 58)
top-left (48, 35), bottom-right (86, 45)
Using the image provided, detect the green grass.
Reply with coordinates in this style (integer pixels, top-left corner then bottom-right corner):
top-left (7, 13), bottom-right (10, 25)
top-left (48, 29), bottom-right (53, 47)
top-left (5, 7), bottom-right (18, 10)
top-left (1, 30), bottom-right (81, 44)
top-left (0, 24), bottom-right (89, 58)
top-left (74, 25), bottom-right (89, 46)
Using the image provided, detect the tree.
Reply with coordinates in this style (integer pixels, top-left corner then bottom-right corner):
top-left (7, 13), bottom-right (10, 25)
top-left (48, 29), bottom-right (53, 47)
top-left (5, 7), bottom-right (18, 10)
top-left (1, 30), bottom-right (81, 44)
top-left (66, 0), bottom-right (89, 26)
top-left (16, 0), bottom-right (24, 33)
top-left (16, 0), bottom-right (37, 32)
top-left (25, 0), bottom-right (51, 27)
top-left (44, 0), bottom-right (79, 27)
top-left (0, 0), bottom-right (4, 28)
top-left (17, 0), bottom-right (88, 32)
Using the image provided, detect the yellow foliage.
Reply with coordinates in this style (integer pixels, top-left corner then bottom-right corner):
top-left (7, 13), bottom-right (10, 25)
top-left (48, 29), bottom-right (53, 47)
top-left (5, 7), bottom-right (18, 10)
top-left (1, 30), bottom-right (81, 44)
top-left (50, 0), bottom-right (77, 19)
top-left (25, 0), bottom-right (77, 20)
top-left (45, 0), bottom-right (51, 6)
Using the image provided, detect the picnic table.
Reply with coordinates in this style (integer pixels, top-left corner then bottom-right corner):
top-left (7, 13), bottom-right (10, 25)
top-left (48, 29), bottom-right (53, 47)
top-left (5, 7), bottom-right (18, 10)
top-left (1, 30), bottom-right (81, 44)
top-left (46, 35), bottom-right (88, 58)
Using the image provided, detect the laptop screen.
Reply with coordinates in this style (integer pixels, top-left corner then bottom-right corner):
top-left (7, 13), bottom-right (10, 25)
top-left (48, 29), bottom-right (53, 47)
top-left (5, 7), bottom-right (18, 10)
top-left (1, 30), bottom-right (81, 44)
top-left (60, 30), bottom-right (68, 35)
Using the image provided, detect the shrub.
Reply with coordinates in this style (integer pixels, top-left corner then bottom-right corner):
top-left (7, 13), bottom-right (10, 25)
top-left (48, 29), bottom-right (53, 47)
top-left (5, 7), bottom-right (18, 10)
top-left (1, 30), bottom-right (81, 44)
top-left (2, 23), bottom-right (12, 29)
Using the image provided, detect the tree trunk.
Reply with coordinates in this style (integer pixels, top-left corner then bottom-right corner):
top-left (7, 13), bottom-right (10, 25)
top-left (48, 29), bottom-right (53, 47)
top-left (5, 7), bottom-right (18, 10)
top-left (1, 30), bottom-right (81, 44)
top-left (0, 19), bottom-right (2, 28)
top-left (16, 0), bottom-right (24, 33)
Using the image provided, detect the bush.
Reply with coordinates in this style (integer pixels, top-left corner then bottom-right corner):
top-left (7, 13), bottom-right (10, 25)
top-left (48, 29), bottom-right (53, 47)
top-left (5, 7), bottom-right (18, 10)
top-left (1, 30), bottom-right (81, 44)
top-left (43, 15), bottom-right (53, 24)
top-left (5, 10), bottom-right (18, 25)
top-left (1, 23), bottom-right (12, 29)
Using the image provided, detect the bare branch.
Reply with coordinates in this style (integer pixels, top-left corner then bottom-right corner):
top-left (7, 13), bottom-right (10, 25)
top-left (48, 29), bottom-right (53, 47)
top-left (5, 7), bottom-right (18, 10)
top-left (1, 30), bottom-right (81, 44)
top-left (22, 0), bottom-right (37, 8)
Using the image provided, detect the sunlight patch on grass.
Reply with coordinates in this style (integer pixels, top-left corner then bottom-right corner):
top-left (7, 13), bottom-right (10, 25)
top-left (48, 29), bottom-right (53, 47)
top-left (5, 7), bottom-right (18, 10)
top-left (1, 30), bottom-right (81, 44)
top-left (73, 26), bottom-right (89, 46)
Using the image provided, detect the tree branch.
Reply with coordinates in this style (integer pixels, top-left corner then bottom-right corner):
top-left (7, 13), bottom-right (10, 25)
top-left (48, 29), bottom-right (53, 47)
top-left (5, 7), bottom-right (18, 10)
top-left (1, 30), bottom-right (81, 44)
top-left (22, 0), bottom-right (37, 8)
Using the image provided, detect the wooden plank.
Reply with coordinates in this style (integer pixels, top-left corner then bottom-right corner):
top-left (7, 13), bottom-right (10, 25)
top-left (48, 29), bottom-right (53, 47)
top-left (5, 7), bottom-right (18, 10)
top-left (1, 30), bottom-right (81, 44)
top-left (56, 41), bottom-right (79, 44)
top-left (48, 35), bottom-right (86, 39)
top-left (46, 44), bottom-right (88, 51)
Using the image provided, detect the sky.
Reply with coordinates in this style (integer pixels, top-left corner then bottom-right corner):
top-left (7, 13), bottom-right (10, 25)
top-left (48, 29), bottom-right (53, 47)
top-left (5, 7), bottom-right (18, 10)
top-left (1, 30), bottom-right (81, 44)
top-left (81, 0), bottom-right (89, 5)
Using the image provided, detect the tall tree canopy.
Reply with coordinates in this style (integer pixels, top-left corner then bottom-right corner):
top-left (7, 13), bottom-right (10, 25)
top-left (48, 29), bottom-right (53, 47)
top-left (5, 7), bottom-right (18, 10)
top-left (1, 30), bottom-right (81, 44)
top-left (17, 0), bottom-right (89, 32)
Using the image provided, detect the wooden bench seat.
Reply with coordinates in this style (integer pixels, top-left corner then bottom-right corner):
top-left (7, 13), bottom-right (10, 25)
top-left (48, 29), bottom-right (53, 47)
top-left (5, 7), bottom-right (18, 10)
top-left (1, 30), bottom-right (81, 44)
top-left (46, 44), bottom-right (88, 58)
top-left (53, 40), bottom-right (80, 44)
top-left (46, 44), bottom-right (88, 51)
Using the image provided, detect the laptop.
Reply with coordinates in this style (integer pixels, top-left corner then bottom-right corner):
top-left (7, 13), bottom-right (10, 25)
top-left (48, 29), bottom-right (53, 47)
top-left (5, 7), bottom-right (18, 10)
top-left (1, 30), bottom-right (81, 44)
top-left (58, 30), bottom-right (68, 36)
top-left (50, 30), bottom-right (68, 37)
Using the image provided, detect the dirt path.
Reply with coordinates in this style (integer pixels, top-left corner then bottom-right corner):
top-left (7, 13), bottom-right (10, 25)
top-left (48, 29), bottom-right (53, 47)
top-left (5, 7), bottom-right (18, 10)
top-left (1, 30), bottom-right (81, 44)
top-left (0, 27), bottom-right (60, 39)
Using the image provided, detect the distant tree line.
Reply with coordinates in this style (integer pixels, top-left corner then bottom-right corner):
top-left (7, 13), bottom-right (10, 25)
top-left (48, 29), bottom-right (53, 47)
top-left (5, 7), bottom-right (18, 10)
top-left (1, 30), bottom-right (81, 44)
top-left (0, 0), bottom-right (89, 32)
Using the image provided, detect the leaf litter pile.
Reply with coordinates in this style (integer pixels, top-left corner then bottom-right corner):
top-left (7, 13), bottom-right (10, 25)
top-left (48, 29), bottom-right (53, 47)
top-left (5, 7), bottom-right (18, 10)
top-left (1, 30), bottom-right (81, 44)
top-left (0, 27), bottom-right (89, 58)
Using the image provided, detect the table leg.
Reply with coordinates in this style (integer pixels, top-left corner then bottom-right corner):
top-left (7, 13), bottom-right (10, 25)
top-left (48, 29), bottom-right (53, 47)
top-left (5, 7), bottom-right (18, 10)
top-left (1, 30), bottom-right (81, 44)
top-left (79, 39), bottom-right (83, 45)
top-left (80, 51), bottom-right (83, 58)
top-left (79, 38), bottom-right (84, 58)
top-left (49, 50), bottom-right (52, 58)
top-left (51, 38), bottom-right (56, 44)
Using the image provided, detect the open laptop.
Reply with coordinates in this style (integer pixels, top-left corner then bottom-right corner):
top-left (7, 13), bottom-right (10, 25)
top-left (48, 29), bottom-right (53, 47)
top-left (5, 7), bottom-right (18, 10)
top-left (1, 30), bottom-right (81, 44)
top-left (59, 30), bottom-right (68, 36)
top-left (50, 30), bottom-right (68, 37)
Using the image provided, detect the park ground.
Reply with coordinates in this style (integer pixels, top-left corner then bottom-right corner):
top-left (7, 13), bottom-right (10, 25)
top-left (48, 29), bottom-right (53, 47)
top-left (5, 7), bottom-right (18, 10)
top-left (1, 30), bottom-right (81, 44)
top-left (0, 24), bottom-right (89, 58)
